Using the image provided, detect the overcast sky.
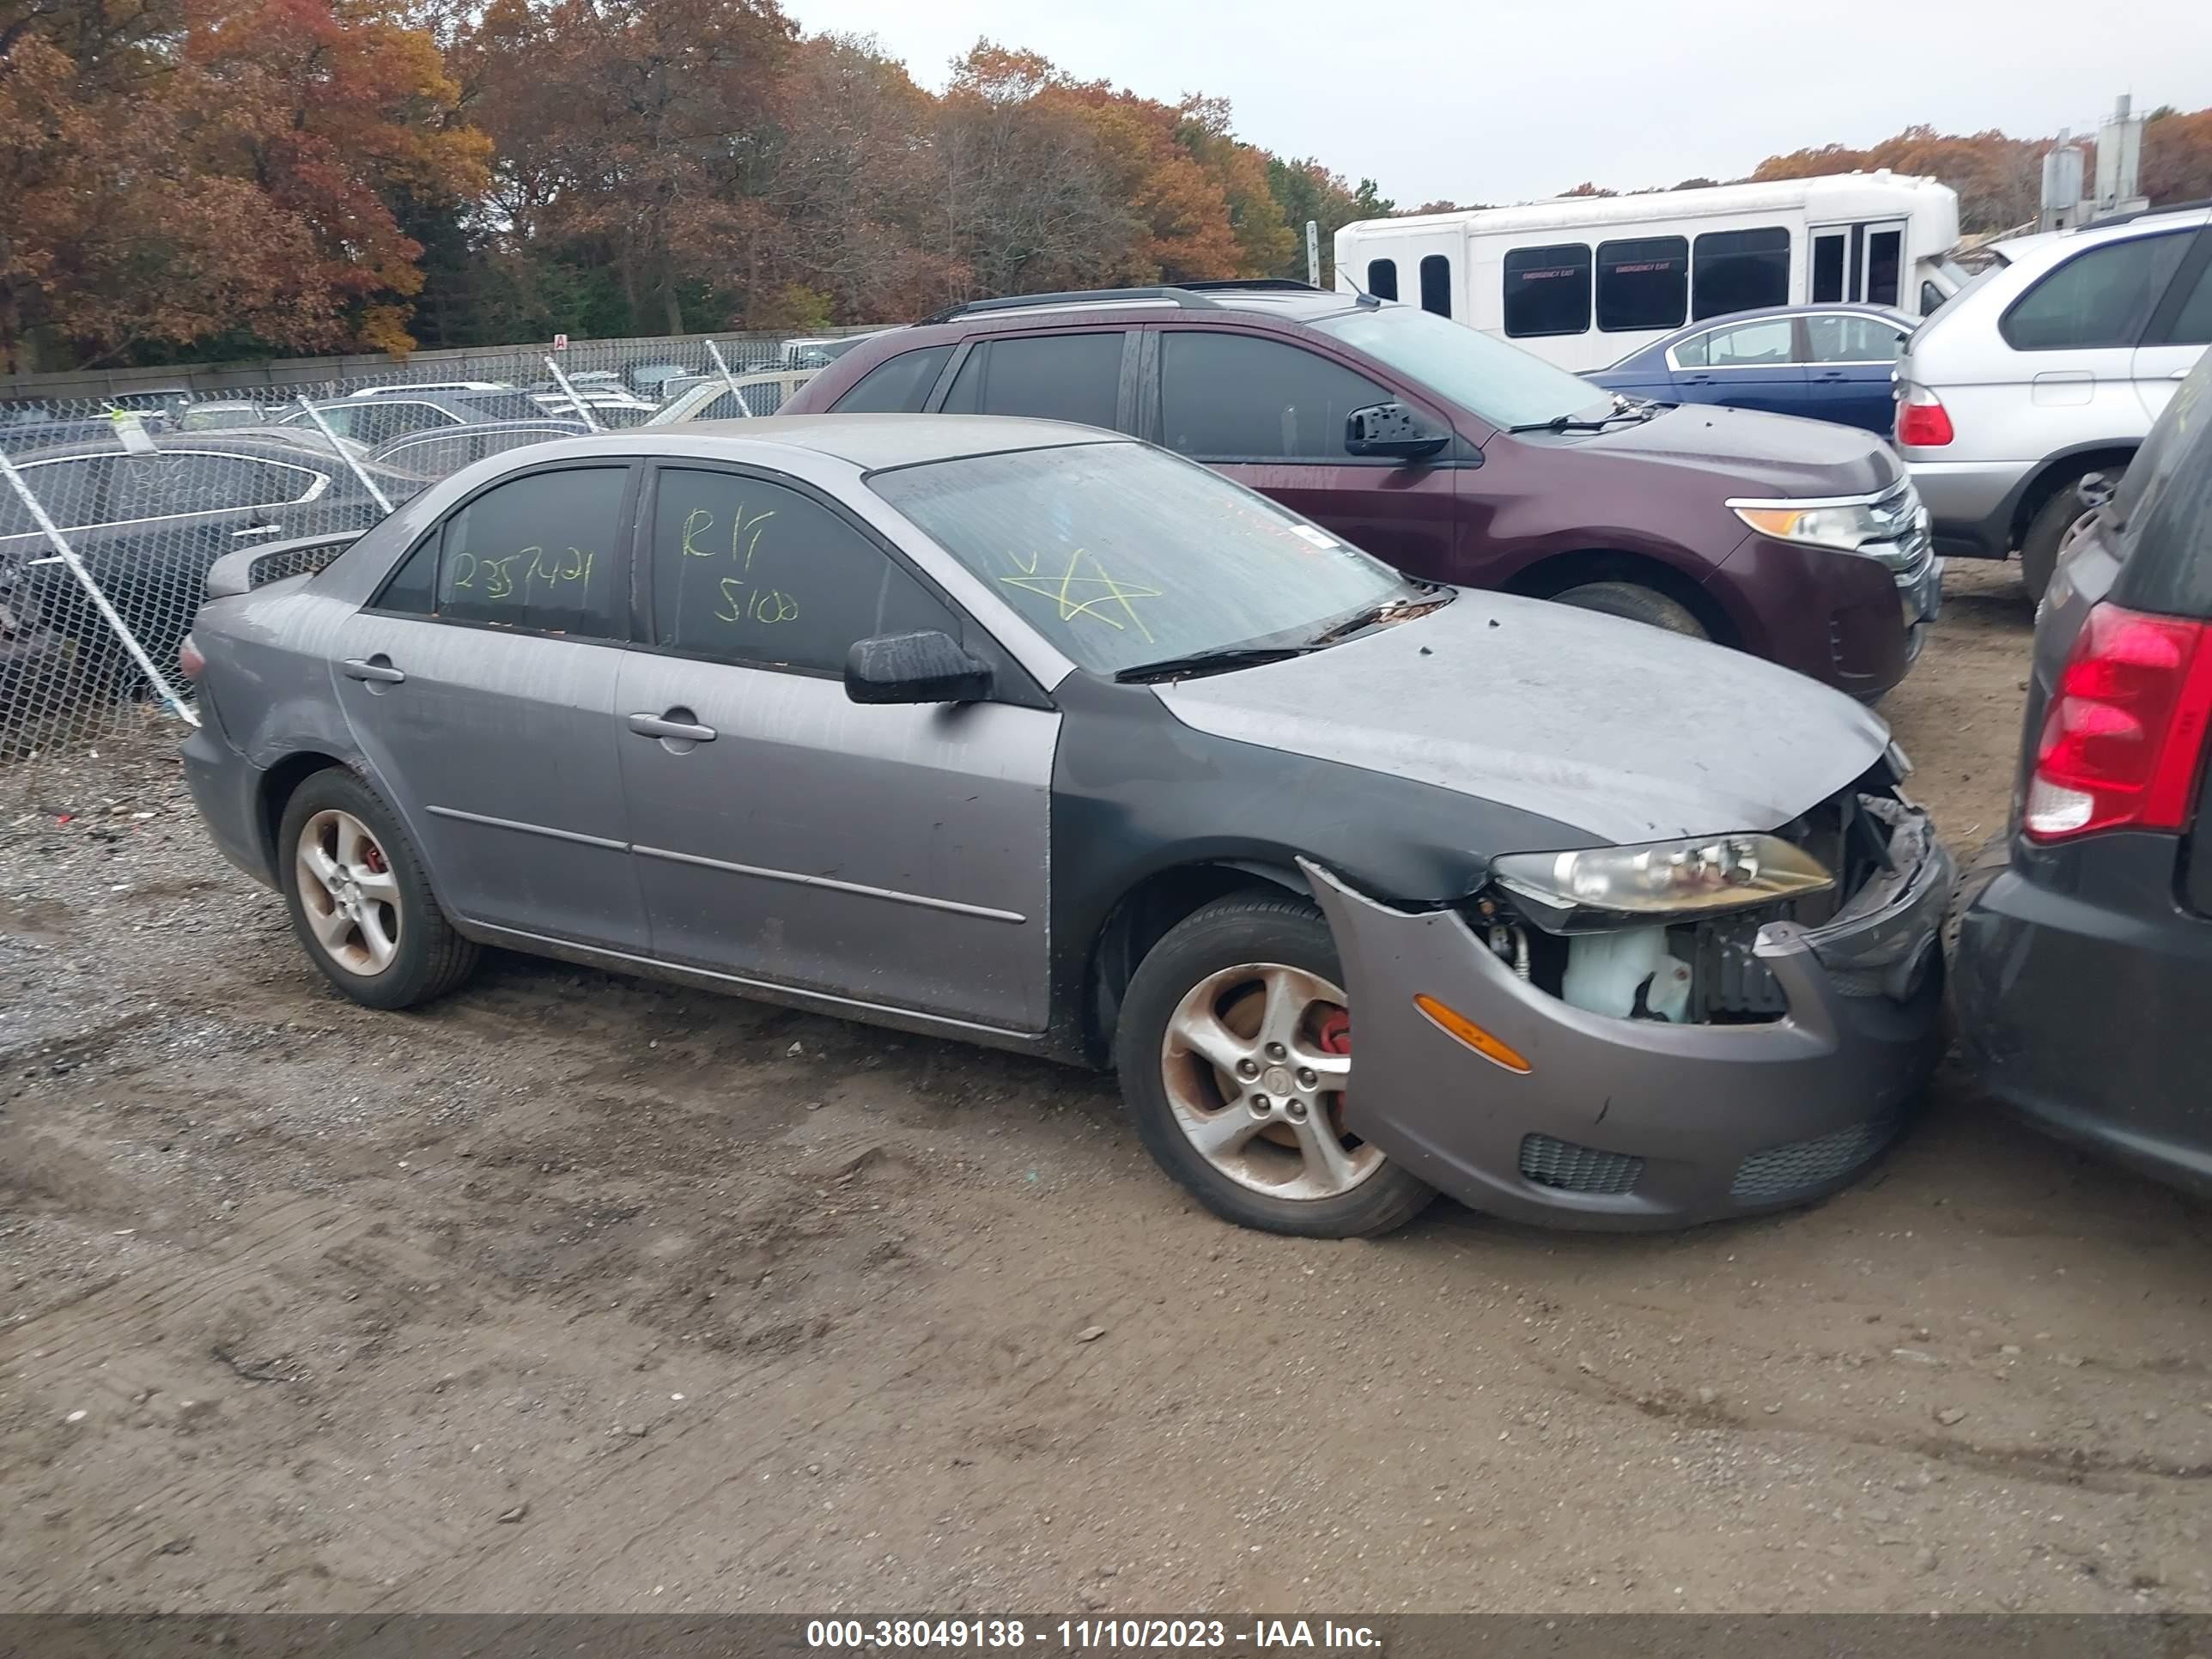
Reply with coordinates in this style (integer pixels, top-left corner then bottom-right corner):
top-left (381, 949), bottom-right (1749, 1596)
top-left (780, 0), bottom-right (2212, 207)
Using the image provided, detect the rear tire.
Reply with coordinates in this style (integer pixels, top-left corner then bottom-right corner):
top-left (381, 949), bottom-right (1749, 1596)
top-left (2020, 472), bottom-right (2113, 604)
top-left (1550, 580), bottom-right (1709, 639)
top-left (1113, 891), bottom-right (1435, 1238)
top-left (277, 768), bottom-right (477, 1011)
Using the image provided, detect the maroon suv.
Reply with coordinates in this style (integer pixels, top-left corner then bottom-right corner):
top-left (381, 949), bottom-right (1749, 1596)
top-left (781, 282), bottom-right (1942, 697)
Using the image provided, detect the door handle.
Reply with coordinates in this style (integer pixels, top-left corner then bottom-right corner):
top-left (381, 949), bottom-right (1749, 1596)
top-left (628, 711), bottom-right (717, 743)
top-left (233, 523), bottom-right (284, 540)
top-left (342, 656), bottom-right (406, 684)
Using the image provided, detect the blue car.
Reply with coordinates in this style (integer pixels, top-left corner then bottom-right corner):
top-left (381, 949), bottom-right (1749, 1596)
top-left (1589, 304), bottom-right (1916, 435)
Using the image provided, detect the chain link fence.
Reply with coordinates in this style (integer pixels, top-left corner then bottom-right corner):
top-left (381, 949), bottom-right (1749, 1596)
top-left (0, 336), bottom-right (835, 768)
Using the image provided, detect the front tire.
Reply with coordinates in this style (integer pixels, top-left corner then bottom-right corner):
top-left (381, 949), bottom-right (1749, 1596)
top-left (1113, 892), bottom-right (1435, 1237)
top-left (278, 768), bottom-right (477, 1010)
top-left (1550, 580), bottom-right (1709, 638)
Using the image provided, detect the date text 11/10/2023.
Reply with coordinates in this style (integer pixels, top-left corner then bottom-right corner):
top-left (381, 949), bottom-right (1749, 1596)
top-left (804, 1618), bottom-right (1382, 1650)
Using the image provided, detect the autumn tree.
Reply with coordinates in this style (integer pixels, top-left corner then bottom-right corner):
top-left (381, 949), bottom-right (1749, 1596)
top-left (0, 0), bottom-right (483, 371)
top-left (1264, 159), bottom-right (1391, 283)
top-left (468, 0), bottom-right (794, 336)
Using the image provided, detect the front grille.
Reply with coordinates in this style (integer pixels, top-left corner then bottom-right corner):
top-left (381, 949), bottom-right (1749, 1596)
top-left (1729, 1119), bottom-right (1893, 1202)
top-left (1520, 1133), bottom-right (1644, 1196)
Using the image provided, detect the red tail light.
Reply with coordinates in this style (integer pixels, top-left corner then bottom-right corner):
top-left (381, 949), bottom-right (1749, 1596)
top-left (178, 632), bottom-right (205, 683)
top-left (1895, 385), bottom-right (1953, 447)
top-left (2025, 603), bottom-right (2212, 842)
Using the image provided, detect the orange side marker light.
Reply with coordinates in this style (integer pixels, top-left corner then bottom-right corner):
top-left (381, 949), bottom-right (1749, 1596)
top-left (1414, 994), bottom-right (1532, 1074)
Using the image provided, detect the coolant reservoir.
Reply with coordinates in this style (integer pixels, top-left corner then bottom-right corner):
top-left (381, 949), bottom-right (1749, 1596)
top-left (1561, 928), bottom-right (1693, 1021)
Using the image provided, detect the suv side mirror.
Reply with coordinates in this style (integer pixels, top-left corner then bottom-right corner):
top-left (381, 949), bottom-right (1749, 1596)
top-left (845, 629), bottom-right (993, 705)
top-left (1345, 401), bottom-right (1449, 460)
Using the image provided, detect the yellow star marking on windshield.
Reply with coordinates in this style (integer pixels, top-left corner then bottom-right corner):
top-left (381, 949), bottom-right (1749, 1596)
top-left (1000, 550), bottom-right (1161, 643)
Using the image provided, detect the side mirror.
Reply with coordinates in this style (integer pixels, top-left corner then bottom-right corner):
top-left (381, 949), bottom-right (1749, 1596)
top-left (1345, 401), bottom-right (1449, 460)
top-left (845, 629), bottom-right (993, 706)
top-left (2075, 471), bottom-right (2116, 511)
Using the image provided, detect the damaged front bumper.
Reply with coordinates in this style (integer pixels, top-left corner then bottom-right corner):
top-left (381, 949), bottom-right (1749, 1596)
top-left (1300, 808), bottom-right (1954, 1230)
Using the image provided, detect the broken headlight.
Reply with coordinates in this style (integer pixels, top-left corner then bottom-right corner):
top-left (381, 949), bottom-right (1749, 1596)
top-left (1492, 833), bottom-right (1834, 930)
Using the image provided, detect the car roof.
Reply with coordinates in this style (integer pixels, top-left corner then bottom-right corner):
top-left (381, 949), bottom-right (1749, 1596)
top-left (939, 286), bottom-right (1365, 331)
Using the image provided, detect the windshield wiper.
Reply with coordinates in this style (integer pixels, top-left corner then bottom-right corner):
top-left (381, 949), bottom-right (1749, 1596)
top-left (1509, 397), bottom-right (1656, 434)
top-left (1113, 645), bottom-right (1313, 684)
top-left (1303, 587), bottom-right (1449, 647)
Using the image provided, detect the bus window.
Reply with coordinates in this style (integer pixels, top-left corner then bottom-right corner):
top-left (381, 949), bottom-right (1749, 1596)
top-left (1419, 255), bottom-right (1451, 318)
top-left (1811, 232), bottom-right (1847, 303)
top-left (1867, 229), bottom-right (1903, 308)
top-left (1596, 237), bottom-right (1687, 331)
top-left (1502, 244), bottom-right (1592, 337)
top-left (1367, 259), bottom-right (1399, 301)
top-left (1692, 227), bottom-right (1790, 320)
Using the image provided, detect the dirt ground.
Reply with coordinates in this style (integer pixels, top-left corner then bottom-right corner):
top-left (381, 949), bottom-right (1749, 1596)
top-left (3, 559), bottom-right (2209, 1616)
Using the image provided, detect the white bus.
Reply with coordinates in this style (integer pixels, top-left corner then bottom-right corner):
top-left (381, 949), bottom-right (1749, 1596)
top-left (1333, 173), bottom-right (1964, 372)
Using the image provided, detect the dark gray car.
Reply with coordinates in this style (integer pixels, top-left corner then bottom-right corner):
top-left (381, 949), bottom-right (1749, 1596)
top-left (180, 417), bottom-right (1952, 1237)
top-left (1952, 343), bottom-right (2212, 1194)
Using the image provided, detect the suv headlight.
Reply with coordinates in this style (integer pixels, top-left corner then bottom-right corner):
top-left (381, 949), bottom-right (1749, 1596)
top-left (1729, 484), bottom-right (1926, 573)
top-left (1492, 833), bottom-right (1834, 927)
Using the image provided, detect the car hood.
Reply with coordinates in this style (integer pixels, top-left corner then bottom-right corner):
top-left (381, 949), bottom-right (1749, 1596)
top-left (1154, 590), bottom-right (1892, 846)
top-left (1570, 403), bottom-right (1901, 498)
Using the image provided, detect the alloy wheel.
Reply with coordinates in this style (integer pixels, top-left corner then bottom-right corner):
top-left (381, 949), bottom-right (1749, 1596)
top-left (1158, 961), bottom-right (1379, 1200)
top-left (295, 808), bottom-right (402, 976)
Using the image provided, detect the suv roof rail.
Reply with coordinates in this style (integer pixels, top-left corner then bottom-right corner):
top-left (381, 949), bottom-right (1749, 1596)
top-left (2084, 197), bottom-right (2212, 229)
top-left (921, 287), bottom-right (1224, 325)
top-left (1175, 278), bottom-right (1326, 293)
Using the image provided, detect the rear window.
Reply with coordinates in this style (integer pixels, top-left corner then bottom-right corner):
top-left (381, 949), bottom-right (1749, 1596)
top-left (2109, 349), bottom-right (2212, 616)
top-left (2000, 233), bottom-right (2191, 351)
top-left (832, 346), bottom-right (953, 413)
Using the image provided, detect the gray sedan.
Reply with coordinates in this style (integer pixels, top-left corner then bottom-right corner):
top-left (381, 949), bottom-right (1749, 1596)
top-left (181, 417), bottom-right (1951, 1237)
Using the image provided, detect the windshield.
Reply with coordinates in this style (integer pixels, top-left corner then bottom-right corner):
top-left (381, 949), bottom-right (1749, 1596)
top-left (870, 442), bottom-right (1413, 676)
top-left (1312, 304), bottom-right (1610, 429)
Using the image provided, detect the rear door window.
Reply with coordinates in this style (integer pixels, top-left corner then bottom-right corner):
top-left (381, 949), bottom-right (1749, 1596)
top-left (938, 332), bottom-right (1125, 429)
top-left (1596, 237), bottom-right (1688, 332)
top-left (1365, 259), bottom-right (1398, 301)
top-left (1158, 331), bottom-right (1394, 461)
top-left (1700, 319), bottom-right (1794, 367)
top-left (433, 465), bottom-right (630, 638)
top-left (1803, 315), bottom-right (1910, 362)
top-left (1502, 245), bottom-right (1592, 337)
top-left (2001, 233), bottom-right (2193, 350)
top-left (832, 346), bottom-right (954, 413)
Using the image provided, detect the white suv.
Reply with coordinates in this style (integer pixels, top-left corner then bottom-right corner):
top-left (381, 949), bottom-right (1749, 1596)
top-left (1893, 206), bottom-right (2211, 599)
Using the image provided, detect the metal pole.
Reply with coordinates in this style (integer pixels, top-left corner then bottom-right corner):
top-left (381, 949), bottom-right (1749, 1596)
top-left (291, 395), bottom-right (393, 516)
top-left (704, 339), bottom-right (752, 416)
top-left (543, 355), bottom-right (601, 432)
top-left (1306, 219), bottom-right (1321, 288)
top-left (0, 447), bottom-right (199, 726)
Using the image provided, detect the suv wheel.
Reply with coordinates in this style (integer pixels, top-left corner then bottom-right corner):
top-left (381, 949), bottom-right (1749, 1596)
top-left (1113, 892), bottom-right (1436, 1237)
top-left (2021, 470), bottom-right (2119, 603)
top-left (1550, 580), bottom-right (1709, 639)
